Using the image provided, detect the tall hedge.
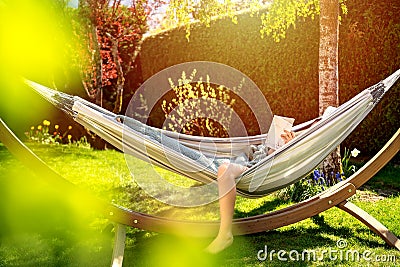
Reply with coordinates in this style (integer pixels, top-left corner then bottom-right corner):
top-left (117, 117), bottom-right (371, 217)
top-left (338, 2), bottom-right (400, 155)
top-left (133, 0), bottom-right (399, 157)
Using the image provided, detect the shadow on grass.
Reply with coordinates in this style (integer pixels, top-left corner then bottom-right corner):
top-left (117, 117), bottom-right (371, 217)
top-left (233, 197), bottom-right (289, 219)
top-left (364, 163), bottom-right (400, 193)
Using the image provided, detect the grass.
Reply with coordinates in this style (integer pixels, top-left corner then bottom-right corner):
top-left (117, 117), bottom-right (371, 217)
top-left (0, 142), bottom-right (399, 266)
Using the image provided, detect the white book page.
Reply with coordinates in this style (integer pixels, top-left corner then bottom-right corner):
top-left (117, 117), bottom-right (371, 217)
top-left (266, 115), bottom-right (295, 150)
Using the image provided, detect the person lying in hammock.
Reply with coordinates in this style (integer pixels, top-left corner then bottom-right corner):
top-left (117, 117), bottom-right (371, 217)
top-left (205, 130), bottom-right (296, 254)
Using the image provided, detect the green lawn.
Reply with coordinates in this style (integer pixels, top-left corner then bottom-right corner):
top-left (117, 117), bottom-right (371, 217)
top-left (0, 143), bottom-right (399, 266)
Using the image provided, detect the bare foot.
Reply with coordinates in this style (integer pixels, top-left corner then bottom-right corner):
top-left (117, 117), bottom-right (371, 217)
top-left (205, 233), bottom-right (233, 254)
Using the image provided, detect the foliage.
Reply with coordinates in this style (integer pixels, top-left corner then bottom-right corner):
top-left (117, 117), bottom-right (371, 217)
top-left (0, 0), bottom-right (78, 137)
top-left (68, 0), bottom-right (162, 113)
top-left (276, 170), bottom-right (339, 203)
top-left (164, 0), bottom-right (347, 42)
top-left (259, 0), bottom-right (348, 42)
top-left (25, 119), bottom-right (90, 148)
top-left (277, 147), bottom-right (360, 202)
top-left (275, 178), bottom-right (322, 203)
top-left (165, 0), bottom-right (264, 40)
top-left (338, 1), bottom-right (400, 155)
top-left (260, 0), bottom-right (319, 42)
top-left (161, 69), bottom-right (237, 137)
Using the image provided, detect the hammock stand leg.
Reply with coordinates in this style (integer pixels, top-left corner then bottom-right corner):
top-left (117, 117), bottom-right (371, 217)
top-left (111, 223), bottom-right (127, 267)
top-left (337, 200), bottom-right (400, 250)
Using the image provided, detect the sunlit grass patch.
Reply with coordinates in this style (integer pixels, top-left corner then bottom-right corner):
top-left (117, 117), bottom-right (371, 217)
top-left (1, 143), bottom-right (399, 266)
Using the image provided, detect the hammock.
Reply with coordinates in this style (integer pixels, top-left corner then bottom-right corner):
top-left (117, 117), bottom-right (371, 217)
top-left (24, 69), bottom-right (400, 202)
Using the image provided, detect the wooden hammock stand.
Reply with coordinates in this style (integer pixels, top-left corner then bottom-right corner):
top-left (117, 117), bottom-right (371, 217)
top-left (0, 118), bottom-right (399, 267)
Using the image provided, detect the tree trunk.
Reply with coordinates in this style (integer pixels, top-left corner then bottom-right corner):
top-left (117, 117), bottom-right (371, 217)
top-left (319, 0), bottom-right (341, 183)
top-left (92, 25), bottom-right (103, 107)
top-left (109, 35), bottom-right (125, 114)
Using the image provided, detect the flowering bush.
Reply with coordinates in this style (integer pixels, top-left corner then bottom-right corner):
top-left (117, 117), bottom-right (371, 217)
top-left (161, 69), bottom-right (237, 137)
top-left (25, 120), bottom-right (90, 148)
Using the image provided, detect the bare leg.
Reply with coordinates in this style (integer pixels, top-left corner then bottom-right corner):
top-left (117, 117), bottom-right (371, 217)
top-left (205, 131), bottom-right (294, 253)
top-left (205, 163), bottom-right (247, 254)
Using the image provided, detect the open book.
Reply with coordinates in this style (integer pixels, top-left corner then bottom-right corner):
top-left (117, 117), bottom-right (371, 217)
top-left (266, 115), bottom-right (295, 150)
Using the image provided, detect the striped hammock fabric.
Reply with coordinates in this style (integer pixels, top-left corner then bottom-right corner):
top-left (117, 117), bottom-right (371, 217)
top-left (25, 69), bottom-right (400, 200)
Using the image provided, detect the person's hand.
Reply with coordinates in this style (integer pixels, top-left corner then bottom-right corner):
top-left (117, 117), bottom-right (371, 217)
top-left (281, 130), bottom-right (295, 144)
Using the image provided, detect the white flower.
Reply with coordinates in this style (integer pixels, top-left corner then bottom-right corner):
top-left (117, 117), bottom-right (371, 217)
top-left (351, 148), bottom-right (360, 158)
